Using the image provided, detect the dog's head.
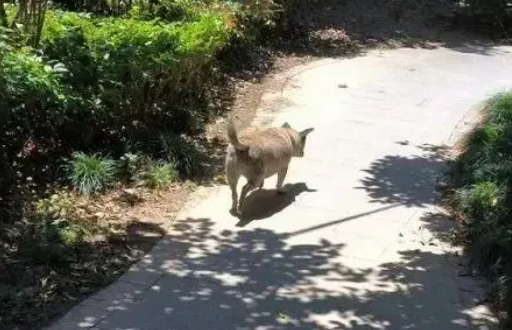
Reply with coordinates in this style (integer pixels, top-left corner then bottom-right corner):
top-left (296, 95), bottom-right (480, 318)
top-left (282, 122), bottom-right (314, 157)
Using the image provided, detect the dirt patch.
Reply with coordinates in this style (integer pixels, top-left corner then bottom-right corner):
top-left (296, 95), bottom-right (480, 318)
top-left (206, 54), bottom-right (314, 137)
top-left (1, 182), bottom-right (192, 330)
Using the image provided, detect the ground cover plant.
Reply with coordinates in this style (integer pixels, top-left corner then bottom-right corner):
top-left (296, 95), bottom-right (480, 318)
top-left (450, 90), bottom-right (512, 326)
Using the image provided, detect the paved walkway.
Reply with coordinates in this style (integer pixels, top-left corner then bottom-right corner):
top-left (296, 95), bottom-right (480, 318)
top-left (46, 46), bottom-right (512, 330)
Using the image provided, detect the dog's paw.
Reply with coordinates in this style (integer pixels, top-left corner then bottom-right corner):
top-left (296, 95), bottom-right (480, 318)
top-left (229, 208), bottom-right (239, 216)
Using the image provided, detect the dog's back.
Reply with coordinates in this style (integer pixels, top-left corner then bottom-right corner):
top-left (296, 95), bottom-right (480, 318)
top-left (226, 123), bottom-right (298, 179)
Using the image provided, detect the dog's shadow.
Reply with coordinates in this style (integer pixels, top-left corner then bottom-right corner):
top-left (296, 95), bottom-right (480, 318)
top-left (236, 182), bottom-right (316, 227)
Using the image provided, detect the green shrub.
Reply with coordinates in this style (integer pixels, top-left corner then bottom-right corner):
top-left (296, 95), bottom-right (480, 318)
top-left (0, 0), bottom-right (281, 197)
top-left (118, 152), bottom-right (147, 183)
top-left (0, 46), bottom-right (69, 193)
top-left (35, 192), bottom-right (76, 219)
top-left (465, 0), bottom-right (510, 24)
top-left (488, 91), bottom-right (512, 123)
top-left (128, 0), bottom-right (207, 22)
top-left (40, 10), bottom-right (233, 134)
top-left (151, 133), bottom-right (203, 176)
top-left (33, 192), bottom-right (93, 246)
top-left (453, 90), bottom-right (512, 323)
top-left (457, 181), bottom-right (504, 216)
top-left (16, 192), bottom-right (98, 268)
top-left (50, 0), bottom-right (214, 19)
top-left (146, 162), bottom-right (178, 188)
top-left (66, 152), bottom-right (117, 194)
top-left (51, 0), bottom-right (131, 14)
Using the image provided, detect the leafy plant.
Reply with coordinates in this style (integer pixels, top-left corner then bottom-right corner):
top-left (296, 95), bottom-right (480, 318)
top-left (146, 162), bottom-right (178, 188)
top-left (451, 90), bottom-right (512, 323)
top-left (465, 0), bottom-right (510, 26)
top-left (488, 91), bottom-right (512, 123)
top-left (35, 191), bottom-right (75, 219)
top-left (118, 152), bottom-right (146, 182)
top-left (153, 133), bottom-right (202, 176)
top-left (66, 152), bottom-right (117, 194)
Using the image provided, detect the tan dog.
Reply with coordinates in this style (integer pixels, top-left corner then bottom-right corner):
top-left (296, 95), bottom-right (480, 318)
top-left (225, 118), bottom-right (314, 216)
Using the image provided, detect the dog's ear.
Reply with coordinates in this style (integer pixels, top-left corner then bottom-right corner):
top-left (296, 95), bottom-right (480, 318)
top-left (299, 127), bottom-right (314, 138)
top-left (282, 122), bottom-right (291, 129)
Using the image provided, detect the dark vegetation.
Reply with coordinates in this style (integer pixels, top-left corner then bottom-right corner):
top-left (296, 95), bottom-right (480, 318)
top-left (0, 0), bottom-right (511, 328)
top-left (449, 91), bottom-right (512, 326)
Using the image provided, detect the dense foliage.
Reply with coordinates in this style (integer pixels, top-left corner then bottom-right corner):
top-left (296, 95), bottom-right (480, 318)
top-left (0, 0), bottom-right (280, 196)
top-left (452, 91), bottom-right (512, 325)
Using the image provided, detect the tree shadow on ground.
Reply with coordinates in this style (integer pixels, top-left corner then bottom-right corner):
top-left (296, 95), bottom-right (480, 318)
top-left (357, 143), bottom-right (450, 207)
top-left (236, 182), bottom-right (317, 227)
top-left (58, 215), bottom-right (495, 330)
top-left (275, 0), bottom-right (511, 58)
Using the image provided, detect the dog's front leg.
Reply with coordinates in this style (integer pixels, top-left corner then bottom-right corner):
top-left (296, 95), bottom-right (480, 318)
top-left (276, 166), bottom-right (288, 195)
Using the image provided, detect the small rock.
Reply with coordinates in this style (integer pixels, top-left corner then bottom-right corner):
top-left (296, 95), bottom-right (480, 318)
top-left (121, 188), bottom-right (143, 205)
top-left (337, 83), bottom-right (348, 88)
top-left (94, 212), bottom-right (105, 219)
top-left (458, 270), bottom-right (472, 277)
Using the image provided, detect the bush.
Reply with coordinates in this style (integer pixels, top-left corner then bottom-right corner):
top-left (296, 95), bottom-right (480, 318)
top-left (0, 0), bottom-right (284, 197)
top-left (453, 90), bottom-right (512, 323)
top-left (40, 9), bottom-right (233, 139)
top-left (146, 162), bottom-right (178, 188)
top-left (0, 46), bottom-right (69, 194)
top-left (118, 152), bottom-right (147, 183)
top-left (0, 8), bottom-right (236, 195)
top-left (127, 0), bottom-right (208, 22)
top-left (66, 152), bottom-right (117, 194)
top-left (50, 0), bottom-right (213, 19)
top-left (465, 0), bottom-right (510, 22)
top-left (151, 133), bottom-right (203, 176)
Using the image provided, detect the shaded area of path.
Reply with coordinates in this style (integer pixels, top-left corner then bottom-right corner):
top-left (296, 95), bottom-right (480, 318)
top-left (278, 0), bottom-right (509, 58)
top-left (43, 46), bottom-right (512, 330)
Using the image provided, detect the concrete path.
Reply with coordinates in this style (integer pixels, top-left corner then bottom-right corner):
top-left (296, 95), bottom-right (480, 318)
top-left (46, 46), bottom-right (512, 330)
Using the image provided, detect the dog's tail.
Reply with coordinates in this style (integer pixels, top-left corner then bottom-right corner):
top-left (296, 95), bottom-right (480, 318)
top-left (227, 118), bottom-right (248, 151)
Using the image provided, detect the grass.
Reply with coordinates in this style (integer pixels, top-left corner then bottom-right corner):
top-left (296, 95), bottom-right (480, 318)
top-left (450, 90), bottom-right (512, 325)
top-left (66, 152), bottom-right (117, 194)
top-left (146, 162), bottom-right (179, 189)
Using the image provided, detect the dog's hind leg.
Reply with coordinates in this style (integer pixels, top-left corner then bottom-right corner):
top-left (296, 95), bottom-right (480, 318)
top-left (226, 164), bottom-right (240, 215)
top-left (276, 166), bottom-right (288, 195)
top-left (238, 175), bottom-right (264, 216)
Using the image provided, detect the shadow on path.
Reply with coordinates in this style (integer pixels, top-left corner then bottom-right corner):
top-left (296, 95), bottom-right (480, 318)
top-left (357, 143), bottom-right (450, 207)
top-left (90, 214), bottom-right (490, 330)
top-left (53, 140), bottom-right (497, 329)
top-left (236, 182), bottom-right (317, 227)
